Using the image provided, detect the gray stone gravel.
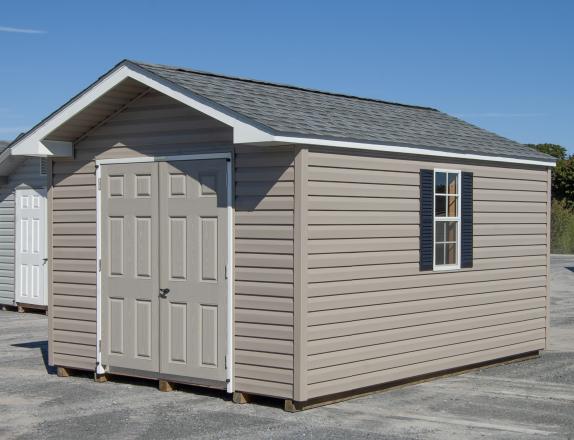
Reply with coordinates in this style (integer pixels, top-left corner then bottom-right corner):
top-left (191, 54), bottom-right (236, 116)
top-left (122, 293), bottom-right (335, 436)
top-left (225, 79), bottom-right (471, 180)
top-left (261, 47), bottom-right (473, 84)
top-left (1, 256), bottom-right (573, 439)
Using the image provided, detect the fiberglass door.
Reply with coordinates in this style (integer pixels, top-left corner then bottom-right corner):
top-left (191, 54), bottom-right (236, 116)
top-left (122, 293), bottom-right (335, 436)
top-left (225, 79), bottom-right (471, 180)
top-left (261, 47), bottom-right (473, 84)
top-left (15, 188), bottom-right (47, 306)
top-left (158, 160), bottom-right (228, 383)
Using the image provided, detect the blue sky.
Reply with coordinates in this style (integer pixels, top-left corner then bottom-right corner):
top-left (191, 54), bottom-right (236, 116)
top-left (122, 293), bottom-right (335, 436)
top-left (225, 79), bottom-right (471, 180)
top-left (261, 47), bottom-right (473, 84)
top-left (1, 0), bottom-right (572, 154)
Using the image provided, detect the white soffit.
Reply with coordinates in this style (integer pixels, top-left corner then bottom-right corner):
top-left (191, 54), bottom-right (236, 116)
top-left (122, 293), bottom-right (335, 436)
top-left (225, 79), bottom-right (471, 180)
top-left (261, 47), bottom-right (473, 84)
top-left (9, 62), bottom-right (556, 167)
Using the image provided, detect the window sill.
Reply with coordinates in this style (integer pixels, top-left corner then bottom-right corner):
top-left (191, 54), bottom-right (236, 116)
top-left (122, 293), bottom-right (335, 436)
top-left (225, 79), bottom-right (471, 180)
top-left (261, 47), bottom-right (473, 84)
top-left (433, 265), bottom-right (461, 272)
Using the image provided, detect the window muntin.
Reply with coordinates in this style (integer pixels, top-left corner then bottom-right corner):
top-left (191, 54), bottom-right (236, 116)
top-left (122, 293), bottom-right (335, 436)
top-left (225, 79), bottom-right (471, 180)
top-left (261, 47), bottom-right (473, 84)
top-left (434, 170), bottom-right (461, 269)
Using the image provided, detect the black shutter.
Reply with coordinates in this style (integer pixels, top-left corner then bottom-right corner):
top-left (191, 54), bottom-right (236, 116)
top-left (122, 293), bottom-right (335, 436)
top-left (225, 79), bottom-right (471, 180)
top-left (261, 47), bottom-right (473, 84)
top-left (461, 171), bottom-right (474, 268)
top-left (420, 169), bottom-right (434, 271)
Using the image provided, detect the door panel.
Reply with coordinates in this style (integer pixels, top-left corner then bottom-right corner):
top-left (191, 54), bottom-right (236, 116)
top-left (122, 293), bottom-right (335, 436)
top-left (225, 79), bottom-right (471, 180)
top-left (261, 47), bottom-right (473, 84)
top-left (101, 163), bottom-right (159, 372)
top-left (159, 159), bottom-right (228, 381)
top-left (101, 159), bottom-right (228, 383)
top-left (15, 188), bottom-right (47, 306)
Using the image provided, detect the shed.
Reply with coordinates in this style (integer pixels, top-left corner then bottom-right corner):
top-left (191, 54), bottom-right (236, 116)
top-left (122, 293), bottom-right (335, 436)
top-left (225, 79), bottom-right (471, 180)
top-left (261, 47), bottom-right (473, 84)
top-left (10, 60), bottom-right (555, 409)
top-left (0, 144), bottom-right (49, 310)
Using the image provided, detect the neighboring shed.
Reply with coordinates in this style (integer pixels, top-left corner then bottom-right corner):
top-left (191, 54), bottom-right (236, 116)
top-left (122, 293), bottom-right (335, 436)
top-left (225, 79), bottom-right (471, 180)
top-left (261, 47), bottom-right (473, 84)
top-left (0, 144), bottom-right (49, 309)
top-left (9, 60), bottom-right (555, 409)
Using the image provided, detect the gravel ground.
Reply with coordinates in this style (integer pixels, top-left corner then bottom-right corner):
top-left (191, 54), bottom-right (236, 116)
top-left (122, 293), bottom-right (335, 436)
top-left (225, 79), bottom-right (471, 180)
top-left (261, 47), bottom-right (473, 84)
top-left (0, 256), bottom-right (572, 439)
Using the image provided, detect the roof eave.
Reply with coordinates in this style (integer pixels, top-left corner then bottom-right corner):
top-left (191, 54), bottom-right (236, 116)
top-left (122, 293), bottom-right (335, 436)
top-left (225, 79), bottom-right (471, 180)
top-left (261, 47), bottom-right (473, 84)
top-left (9, 61), bottom-right (277, 157)
top-left (0, 148), bottom-right (26, 177)
top-left (8, 60), bottom-right (555, 167)
top-left (243, 134), bottom-right (557, 167)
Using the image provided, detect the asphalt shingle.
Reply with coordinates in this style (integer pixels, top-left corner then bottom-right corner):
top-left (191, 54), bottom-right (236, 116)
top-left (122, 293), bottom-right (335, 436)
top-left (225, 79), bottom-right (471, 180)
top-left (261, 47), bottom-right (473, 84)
top-left (133, 61), bottom-right (554, 162)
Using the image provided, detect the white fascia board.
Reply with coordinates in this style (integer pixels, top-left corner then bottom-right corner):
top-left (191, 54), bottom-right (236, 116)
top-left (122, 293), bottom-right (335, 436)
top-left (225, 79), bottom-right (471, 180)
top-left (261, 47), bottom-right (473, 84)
top-left (268, 135), bottom-right (557, 167)
top-left (13, 140), bottom-right (73, 157)
top-left (10, 63), bottom-right (273, 156)
top-left (124, 64), bottom-right (275, 144)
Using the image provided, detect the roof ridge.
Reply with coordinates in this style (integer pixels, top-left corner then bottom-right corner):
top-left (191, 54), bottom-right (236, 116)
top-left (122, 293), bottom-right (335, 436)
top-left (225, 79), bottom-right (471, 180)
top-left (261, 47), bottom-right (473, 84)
top-left (130, 60), bottom-right (438, 112)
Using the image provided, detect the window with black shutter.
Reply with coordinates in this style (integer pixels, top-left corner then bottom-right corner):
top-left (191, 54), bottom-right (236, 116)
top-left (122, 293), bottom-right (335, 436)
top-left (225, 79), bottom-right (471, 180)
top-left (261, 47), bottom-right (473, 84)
top-left (420, 168), bottom-right (473, 271)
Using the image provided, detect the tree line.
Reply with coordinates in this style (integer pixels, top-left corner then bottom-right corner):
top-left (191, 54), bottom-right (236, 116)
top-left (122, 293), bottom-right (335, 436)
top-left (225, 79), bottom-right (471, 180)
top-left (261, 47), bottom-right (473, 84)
top-left (528, 143), bottom-right (574, 253)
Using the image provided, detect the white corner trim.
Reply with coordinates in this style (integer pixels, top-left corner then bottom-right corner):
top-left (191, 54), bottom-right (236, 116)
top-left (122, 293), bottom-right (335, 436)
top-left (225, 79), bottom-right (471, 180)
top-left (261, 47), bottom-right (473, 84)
top-left (95, 164), bottom-right (104, 375)
top-left (225, 157), bottom-right (234, 393)
top-left (270, 136), bottom-right (557, 167)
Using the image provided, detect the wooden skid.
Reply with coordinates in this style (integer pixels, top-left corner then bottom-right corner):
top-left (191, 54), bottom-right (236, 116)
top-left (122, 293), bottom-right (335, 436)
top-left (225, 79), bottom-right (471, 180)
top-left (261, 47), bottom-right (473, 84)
top-left (159, 379), bottom-right (175, 392)
top-left (232, 391), bottom-right (253, 404)
top-left (55, 365), bottom-right (93, 378)
top-left (56, 366), bottom-right (70, 377)
top-left (284, 350), bottom-right (541, 412)
top-left (17, 303), bottom-right (48, 315)
top-left (94, 373), bottom-right (109, 383)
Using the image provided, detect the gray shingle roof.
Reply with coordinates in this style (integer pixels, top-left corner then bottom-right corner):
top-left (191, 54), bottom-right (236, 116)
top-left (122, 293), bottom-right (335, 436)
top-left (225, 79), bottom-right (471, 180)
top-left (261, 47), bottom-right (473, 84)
top-left (0, 141), bottom-right (10, 154)
top-left (132, 61), bottom-right (554, 163)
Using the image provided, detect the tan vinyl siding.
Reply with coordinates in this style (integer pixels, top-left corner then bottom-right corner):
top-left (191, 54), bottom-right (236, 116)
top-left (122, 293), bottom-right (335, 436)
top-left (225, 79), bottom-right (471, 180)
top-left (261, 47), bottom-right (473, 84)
top-left (234, 147), bottom-right (295, 399)
top-left (49, 90), bottom-right (232, 370)
top-left (0, 158), bottom-right (47, 305)
top-left (303, 149), bottom-right (549, 400)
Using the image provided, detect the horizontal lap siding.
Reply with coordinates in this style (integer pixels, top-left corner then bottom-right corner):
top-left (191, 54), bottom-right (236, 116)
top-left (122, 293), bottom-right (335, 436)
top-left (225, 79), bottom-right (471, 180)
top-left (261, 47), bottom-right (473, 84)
top-left (0, 158), bottom-right (47, 305)
top-left (234, 148), bottom-right (295, 399)
top-left (304, 150), bottom-right (549, 399)
top-left (50, 90), bottom-right (233, 370)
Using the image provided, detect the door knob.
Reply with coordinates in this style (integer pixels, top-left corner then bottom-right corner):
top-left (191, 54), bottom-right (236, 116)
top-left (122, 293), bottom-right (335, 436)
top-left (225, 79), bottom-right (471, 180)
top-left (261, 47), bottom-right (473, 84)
top-left (159, 288), bottom-right (170, 298)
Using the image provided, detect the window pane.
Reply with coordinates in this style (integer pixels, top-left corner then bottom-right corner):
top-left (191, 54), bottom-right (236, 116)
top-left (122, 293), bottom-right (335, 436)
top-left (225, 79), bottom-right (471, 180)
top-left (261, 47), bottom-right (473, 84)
top-left (446, 221), bottom-right (457, 241)
top-left (435, 221), bottom-right (446, 242)
top-left (435, 243), bottom-right (445, 265)
top-left (448, 173), bottom-right (458, 194)
top-left (435, 172), bottom-right (446, 194)
top-left (448, 196), bottom-right (458, 217)
top-left (446, 243), bottom-right (457, 265)
top-left (435, 195), bottom-right (446, 217)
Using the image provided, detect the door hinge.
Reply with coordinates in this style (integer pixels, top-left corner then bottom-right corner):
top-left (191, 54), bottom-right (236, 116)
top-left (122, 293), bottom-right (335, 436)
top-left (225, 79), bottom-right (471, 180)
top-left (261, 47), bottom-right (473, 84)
top-left (225, 265), bottom-right (228, 279)
top-left (98, 259), bottom-right (102, 272)
top-left (224, 355), bottom-right (227, 370)
top-left (98, 177), bottom-right (101, 190)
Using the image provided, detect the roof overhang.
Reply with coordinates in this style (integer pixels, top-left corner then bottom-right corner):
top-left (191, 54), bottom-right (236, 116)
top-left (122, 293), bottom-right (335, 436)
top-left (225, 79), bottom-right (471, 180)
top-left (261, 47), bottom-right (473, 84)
top-left (10, 61), bottom-right (273, 157)
top-left (258, 136), bottom-right (557, 167)
top-left (0, 147), bottom-right (26, 178)
top-left (10, 60), bottom-right (556, 167)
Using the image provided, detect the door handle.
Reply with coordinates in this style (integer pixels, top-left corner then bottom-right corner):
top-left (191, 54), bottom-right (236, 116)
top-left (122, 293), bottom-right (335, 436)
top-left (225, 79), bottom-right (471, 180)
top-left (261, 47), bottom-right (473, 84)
top-left (159, 288), bottom-right (170, 298)
top-left (42, 258), bottom-right (48, 265)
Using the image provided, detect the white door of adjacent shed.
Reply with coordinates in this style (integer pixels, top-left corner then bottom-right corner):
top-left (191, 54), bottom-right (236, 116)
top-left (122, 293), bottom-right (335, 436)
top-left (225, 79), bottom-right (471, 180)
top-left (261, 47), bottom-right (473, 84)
top-left (15, 188), bottom-right (47, 306)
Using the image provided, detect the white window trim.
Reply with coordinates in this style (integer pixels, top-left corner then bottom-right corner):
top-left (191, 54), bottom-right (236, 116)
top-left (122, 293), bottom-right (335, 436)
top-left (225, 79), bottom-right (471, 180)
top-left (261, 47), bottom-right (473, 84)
top-left (433, 168), bottom-right (461, 271)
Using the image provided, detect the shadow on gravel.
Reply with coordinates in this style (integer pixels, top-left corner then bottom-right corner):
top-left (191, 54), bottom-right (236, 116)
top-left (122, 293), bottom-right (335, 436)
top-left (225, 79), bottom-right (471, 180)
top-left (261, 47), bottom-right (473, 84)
top-left (12, 340), bottom-right (55, 374)
top-left (566, 266), bottom-right (574, 273)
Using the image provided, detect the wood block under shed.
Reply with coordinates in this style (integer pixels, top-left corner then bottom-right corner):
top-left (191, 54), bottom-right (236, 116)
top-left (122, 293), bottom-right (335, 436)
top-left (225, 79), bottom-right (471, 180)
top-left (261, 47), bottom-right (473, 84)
top-left (57, 367), bottom-right (70, 377)
top-left (232, 392), bottom-right (253, 404)
top-left (159, 379), bottom-right (174, 392)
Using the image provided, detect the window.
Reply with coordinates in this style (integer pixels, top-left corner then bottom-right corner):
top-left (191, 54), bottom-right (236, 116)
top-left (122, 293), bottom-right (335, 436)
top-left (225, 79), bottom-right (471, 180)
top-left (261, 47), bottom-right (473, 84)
top-left (434, 169), bottom-right (460, 269)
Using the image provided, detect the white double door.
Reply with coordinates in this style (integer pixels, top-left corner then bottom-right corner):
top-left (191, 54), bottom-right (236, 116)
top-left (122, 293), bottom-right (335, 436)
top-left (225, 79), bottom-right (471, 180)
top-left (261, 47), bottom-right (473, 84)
top-left (15, 188), bottom-right (48, 306)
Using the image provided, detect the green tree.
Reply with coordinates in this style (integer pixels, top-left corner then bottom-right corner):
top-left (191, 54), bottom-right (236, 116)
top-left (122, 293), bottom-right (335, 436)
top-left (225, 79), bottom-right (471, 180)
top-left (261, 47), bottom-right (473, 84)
top-left (528, 143), bottom-right (574, 252)
top-left (527, 143), bottom-right (568, 160)
top-left (553, 156), bottom-right (574, 208)
top-left (528, 143), bottom-right (573, 206)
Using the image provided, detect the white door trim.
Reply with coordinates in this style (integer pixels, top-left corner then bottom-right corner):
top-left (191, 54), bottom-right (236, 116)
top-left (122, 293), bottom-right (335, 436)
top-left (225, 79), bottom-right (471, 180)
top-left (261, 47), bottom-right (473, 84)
top-left (95, 152), bottom-right (234, 392)
top-left (15, 187), bottom-right (48, 307)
